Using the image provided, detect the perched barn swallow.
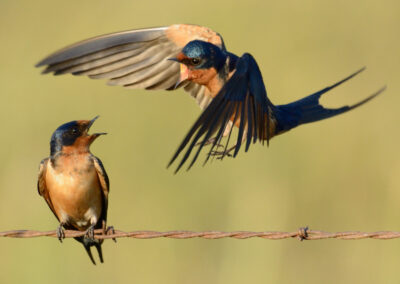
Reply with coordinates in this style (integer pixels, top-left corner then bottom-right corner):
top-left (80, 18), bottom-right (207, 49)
top-left (36, 24), bottom-right (384, 172)
top-left (37, 116), bottom-right (110, 264)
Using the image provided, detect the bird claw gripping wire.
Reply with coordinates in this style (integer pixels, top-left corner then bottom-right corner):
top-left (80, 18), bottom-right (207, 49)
top-left (85, 225), bottom-right (95, 240)
top-left (106, 226), bottom-right (117, 243)
top-left (57, 225), bottom-right (65, 243)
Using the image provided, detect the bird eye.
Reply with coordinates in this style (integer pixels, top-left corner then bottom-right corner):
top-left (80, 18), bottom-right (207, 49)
top-left (71, 128), bottom-right (78, 135)
top-left (191, 58), bottom-right (201, 65)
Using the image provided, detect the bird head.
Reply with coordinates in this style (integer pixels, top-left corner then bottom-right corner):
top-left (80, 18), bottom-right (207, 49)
top-left (50, 116), bottom-right (106, 155)
top-left (170, 40), bottom-right (227, 86)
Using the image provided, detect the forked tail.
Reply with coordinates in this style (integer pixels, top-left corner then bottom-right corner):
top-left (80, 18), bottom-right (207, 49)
top-left (75, 236), bottom-right (104, 265)
top-left (274, 68), bottom-right (385, 133)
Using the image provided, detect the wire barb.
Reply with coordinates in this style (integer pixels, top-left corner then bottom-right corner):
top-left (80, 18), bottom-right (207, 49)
top-left (298, 226), bottom-right (309, 241)
top-left (2, 228), bottom-right (400, 240)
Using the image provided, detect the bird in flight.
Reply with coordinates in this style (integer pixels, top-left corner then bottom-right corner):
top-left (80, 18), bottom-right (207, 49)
top-left (36, 24), bottom-right (384, 173)
top-left (37, 116), bottom-right (112, 264)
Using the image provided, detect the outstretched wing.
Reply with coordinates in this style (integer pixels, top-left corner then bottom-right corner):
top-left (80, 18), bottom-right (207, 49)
top-left (36, 24), bottom-right (224, 109)
top-left (37, 158), bottom-right (59, 221)
top-left (92, 156), bottom-right (110, 224)
top-left (168, 53), bottom-right (276, 173)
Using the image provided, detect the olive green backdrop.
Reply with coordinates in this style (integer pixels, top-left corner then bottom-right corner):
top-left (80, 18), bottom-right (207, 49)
top-left (0, 0), bottom-right (399, 283)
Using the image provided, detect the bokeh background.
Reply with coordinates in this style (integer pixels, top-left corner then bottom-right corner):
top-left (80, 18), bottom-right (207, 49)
top-left (0, 0), bottom-right (399, 283)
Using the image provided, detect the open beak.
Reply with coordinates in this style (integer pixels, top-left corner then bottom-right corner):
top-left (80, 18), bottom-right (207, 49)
top-left (168, 57), bottom-right (189, 89)
top-left (87, 115), bottom-right (107, 137)
top-left (174, 63), bottom-right (189, 89)
top-left (87, 115), bottom-right (99, 130)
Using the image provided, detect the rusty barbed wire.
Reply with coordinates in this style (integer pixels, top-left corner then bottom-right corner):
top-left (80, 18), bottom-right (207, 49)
top-left (2, 227), bottom-right (400, 240)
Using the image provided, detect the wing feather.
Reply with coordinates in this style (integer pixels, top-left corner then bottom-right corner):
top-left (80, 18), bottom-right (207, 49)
top-left (37, 158), bottom-right (59, 221)
top-left (47, 44), bottom-right (151, 75)
top-left (37, 24), bottom-right (224, 108)
top-left (124, 63), bottom-right (178, 89)
top-left (144, 71), bottom-right (179, 90)
top-left (169, 53), bottom-right (275, 172)
top-left (92, 156), bottom-right (110, 223)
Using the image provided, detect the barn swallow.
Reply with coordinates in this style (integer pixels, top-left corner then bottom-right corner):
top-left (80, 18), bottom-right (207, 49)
top-left (36, 24), bottom-right (385, 172)
top-left (37, 116), bottom-right (111, 264)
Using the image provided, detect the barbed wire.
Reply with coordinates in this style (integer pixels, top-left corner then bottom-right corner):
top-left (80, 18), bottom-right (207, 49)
top-left (2, 227), bottom-right (400, 240)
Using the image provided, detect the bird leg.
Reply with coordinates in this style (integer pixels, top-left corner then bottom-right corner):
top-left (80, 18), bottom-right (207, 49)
top-left (57, 223), bottom-right (65, 243)
top-left (102, 220), bottom-right (117, 243)
top-left (196, 137), bottom-right (225, 149)
top-left (85, 224), bottom-right (96, 240)
top-left (209, 145), bottom-right (237, 160)
top-left (107, 226), bottom-right (117, 243)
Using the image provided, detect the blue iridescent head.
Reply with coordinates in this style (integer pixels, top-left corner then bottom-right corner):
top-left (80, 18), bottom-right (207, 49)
top-left (50, 116), bottom-right (106, 156)
top-left (179, 40), bottom-right (227, 70)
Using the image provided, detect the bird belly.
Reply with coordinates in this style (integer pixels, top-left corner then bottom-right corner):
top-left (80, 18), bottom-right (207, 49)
top-left (46, 163), bottom-right (102, 230)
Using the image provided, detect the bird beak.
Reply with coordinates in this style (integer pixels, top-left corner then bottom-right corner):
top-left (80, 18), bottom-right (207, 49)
top-left (174, 63), bottom-right (189, 89)
top-left (87, 115), bottom-right (100, 130)
top-left (90, 132), bottom-right (107, 140)
top-left (168, 55), bottom-right (189, 89)
top-left (87, 115), bottom-right (107, 138)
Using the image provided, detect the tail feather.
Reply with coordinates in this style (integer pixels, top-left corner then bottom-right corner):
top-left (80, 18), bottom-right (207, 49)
top-left (94, 242), bottom-right (104, 263)
top-left (75, 236), bottom-right (104, 265)
top-left (274, 68), bottom-right (385, 133)
top-left (83, 243), bottom-right (97, 265)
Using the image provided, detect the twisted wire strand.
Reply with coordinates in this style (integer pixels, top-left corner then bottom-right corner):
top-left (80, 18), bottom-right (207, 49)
top-left (1, 228), bottom-right (400, 240)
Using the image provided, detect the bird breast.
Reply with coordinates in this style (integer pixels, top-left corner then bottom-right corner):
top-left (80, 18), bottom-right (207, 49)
top-left (45, 155), bottom-right (102, 229)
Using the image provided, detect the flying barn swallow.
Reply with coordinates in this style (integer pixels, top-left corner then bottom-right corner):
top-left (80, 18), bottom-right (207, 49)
top-left (37, 116), bottom-right (111, 264)
top-left (36, 24), bottom-right (385, 172)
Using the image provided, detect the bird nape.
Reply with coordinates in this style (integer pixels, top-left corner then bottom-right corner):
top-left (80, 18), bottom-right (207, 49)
top-left (36, 24), bottom-right (385, 173)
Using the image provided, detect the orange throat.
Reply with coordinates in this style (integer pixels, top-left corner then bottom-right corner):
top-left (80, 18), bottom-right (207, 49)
top-left (189, 67), bottom-right (224, 97)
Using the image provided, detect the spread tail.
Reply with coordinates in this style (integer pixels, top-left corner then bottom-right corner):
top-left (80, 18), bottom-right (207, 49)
top-left (274, 68), bottom-right (385, 133)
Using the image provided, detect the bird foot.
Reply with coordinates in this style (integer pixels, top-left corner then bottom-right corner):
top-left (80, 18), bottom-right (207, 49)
top-left (209, 145), bottom-right (236, 160)
top-left (57, 225), bottom-right (65, 243)
top-left (85, 225), bottom-right (95, 240)
top-left (210, 145), bottom-right (236, 160)
top-left (209, 150), bottom-right (233, 160)
top-left (196, 138), bottom-right (225, 149)
top-left (106, 226), bottom-right (117, 243)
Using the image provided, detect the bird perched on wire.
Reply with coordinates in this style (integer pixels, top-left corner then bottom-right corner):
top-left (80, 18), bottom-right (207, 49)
top-left (36, 24), bottom-right (384, 173)
top-left (37, 116), bottom-right (112, 264)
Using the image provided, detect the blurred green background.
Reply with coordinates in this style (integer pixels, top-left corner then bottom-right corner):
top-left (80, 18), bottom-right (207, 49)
top-left (0, 0), bottom-right (399, 283)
